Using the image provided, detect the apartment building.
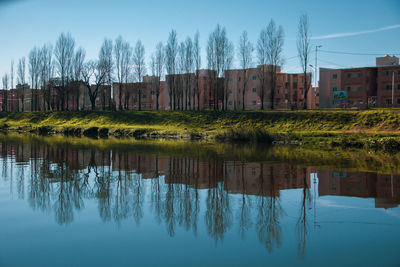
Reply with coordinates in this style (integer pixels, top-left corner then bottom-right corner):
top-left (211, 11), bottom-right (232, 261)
top-left (319, 55), bottom-right (400, 108)
top-left (113, 75), bottom-right (166, 110)
top-left (225, 65), bottom-right (314, 110)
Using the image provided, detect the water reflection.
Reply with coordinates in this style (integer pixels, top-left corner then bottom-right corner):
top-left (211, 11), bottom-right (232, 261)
top-left (0, 136), bottom-right (400, 258)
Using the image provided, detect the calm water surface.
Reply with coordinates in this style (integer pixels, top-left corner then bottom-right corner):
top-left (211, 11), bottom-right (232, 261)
top-left (0, 135), bottom-right (399, 266)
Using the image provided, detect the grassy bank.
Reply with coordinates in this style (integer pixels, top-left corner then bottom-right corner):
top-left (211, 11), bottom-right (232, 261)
top-left (0, 109), bottom-right (400, 150)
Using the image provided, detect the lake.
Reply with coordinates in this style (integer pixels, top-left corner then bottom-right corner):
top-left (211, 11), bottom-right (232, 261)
top-left (0, 134), bottom-right (399, 266)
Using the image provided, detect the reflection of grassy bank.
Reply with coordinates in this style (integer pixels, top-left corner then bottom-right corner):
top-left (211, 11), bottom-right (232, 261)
top-left (1, 133), bottom-right (399, 175)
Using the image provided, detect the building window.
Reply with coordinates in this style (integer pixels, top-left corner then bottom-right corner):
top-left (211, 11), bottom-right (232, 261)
top-left (357, 72), bottom-right (362, 77)
top-left (228, 89), bottom-right (232, 94)
top-left (252, 75), bottom-right (257, 80)
top-left (252, 101), bottom-right (256, 105)
top-left (228, 77), bottom-right (232, 82)
top-left (386, 70), bottom-right (394, 76)
top-left (252, 88), bottom-right (256, 93)
top-left (238, 89), bottom-right (241, 94)
top-left (332, 74), bottom-right (337, 79)
top-left (228, 101), bottom-right (232, 106)
top-left (332, 87), bottom-right (338, 91)
top-left (347, 86), bottom-right (351, 91)
top-left (386, 99), bottom-right (392, 105)
top-left (151, 90), bottom-right (155, 95)
top-left (357, 86), bottom-right (362, 91)
top-left (398, 84), bottom-right (400, 90)
top-left (142, 94), bottom-right (146, 98)
top-left (238, 101), bottom-right (240, 105)
top-left (277, 89), bottom-right (280, 94)
top-left (397, 99), bottom-right (400, 104)
top-left (238, 76), bottom-right (241, 81)
top-left (385, 84), bottom-right (392, 90)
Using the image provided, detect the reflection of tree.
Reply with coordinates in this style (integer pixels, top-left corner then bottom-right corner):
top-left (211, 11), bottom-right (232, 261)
top-left (205, 181), bottom-right (232, 242)
top-left (238, 162), bottom-right (252, 240)
top-left (296, 168), bottom-right (311, 259)
top-left (256, 164), bottom-right (283, 253)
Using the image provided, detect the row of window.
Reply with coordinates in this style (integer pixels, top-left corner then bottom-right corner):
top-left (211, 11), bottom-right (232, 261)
top-left (332, 70), bottom-right (400, 79)
top-left (332, 84), bottom-right (400, 91)
top-left (386, 70), bottom-right (400, 76)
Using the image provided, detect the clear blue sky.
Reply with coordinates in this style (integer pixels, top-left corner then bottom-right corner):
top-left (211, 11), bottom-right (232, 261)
top-left (1, 0), bottom-right (399, 85)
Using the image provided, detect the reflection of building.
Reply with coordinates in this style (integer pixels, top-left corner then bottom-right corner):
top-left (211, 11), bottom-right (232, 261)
top-left (224, 162), bottom-right (311, 196)
top-left (318, 169), bottom-right (400, 209)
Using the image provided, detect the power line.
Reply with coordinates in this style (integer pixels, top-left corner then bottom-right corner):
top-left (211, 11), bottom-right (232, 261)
top-left (319, 49), bottom-right (400, 56)
top-left (318, 58), bottom-right (350, 68)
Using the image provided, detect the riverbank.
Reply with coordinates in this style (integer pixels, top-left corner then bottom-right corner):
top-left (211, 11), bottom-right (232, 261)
top-left (0, 109), bottom-right (400, 151)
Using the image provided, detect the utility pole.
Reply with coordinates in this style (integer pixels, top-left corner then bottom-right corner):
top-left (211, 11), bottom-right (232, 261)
top-left (315, 45), bottom-right (322, 88)
top-left (392, 71), bottom-right (395, 108)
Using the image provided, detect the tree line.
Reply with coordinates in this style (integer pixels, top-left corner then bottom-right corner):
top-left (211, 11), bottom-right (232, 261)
top-left (1, 14), bottom-right (312, 111)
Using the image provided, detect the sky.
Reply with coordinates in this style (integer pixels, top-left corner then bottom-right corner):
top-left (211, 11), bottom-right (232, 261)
top-left (0, 0), bottom-right (399, 87)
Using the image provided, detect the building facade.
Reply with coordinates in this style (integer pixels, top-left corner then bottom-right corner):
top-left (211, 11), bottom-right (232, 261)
top-left (319, 56), bottom-right (400, 109)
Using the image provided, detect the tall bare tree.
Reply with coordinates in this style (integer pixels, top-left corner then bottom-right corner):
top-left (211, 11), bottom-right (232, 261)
top-left (133, 40), bottom-right (146, 110)
top-left (17, 57), bottom-right (26, 111)
top-left (2, 74), bottom-right (9, 111)
top-left (39, 44), bottom-right (53, 110)
top-left (99, 39), bottom-right (113, 110)
top-left (266, 19), bottom-right (285, 110)
top-left (184, 37), bottom-right (193, 110)
top-left (81, 60), bottom-right (108, 110)
top-left (114, 36), bottom-right (131, 110)
top-left (165, 30), bottom-right (178, 110)
top-left (70, 47), bottom-right (85, 109)
top-left (29, 47), bottom-right (41, 111)
top-left (297, 14), bottom-right (312, 110)
top-left (257, 26), bottom-right (268, 110)
top-left (223, 41), bottom-right (234, 110)
top-left (238, 31), bottom-right (253, 110)
top-left (207, 25), bottom-right (233, 110)
top-left (193, 31), bottom-right (201, 110)
top-left (177, 41), bottom-right (186, 110)
top-left (10, 60), bottom-right (14, 89)
top-left (153, 42), bottom-right (164, 110)
top-left (54, 32), bottom-right (75, 111)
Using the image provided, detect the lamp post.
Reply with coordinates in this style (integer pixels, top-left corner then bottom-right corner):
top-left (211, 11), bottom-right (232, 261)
top-left (315, 45), bottom-right (322, 88)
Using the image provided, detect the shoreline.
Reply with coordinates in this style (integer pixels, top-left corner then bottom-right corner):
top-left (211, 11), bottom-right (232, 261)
top-left (0, 109), bottom-right (399, 152)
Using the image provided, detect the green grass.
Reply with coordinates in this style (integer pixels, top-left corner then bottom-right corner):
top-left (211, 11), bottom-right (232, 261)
top-left (1, 109), bottom-right (400, 144)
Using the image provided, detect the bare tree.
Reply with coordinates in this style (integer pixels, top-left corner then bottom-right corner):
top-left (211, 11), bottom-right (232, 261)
top-left (238, 31), bottom-right (253, 110)
top-left (257, 27), bottom-right (268, 110)
top-left (266, 19), bottom-right (285, 110)
top-left (165, 30), bottom-right (178, 110)
top-left (17, 57), bottom-right (26, 85)
top-left (29, 47), bottom-right (41, 111)
top-left (2, 74), bottom-right (9, 111)
top-left (122, 42), bottom-right (132, 110)
top-left (114, 36), bottom-right (131, 110)
top-left (193, 31), bottom-right (201, 110)
top-left (223, 41), bottom-right (234, 110)
top-left (207, 25), bottom-right (233, 110)
top-left (17, 57), bottom-right (26, 111)
top-left (153, 42), bottom-right (164, 110)
top-left (39, 44), bottom-right (53, 110)
top-left (72, 47), bottom-right (85, 81)
top-left (99, 39), bottom-right (113, 110)
top-left (132, 40), bottom-right (146, 110)
top-left (54, 32), bottom-right (75, 111)
top-left (2, 74), bottom-right (9, 89)
top-left (10, 60), bottom-right (14, 89)
top-left (184, 37), bottom-right (193, 110)
top-left (177, 41), bottom-right (185, 110)
top-left (81, 60), bottom-right (108, 110)
top-left (297, 14), bottom-right (312, 110)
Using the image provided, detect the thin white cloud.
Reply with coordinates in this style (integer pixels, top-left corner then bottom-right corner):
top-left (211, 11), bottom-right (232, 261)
top-left (312, 24), bottom-right (400, 40)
